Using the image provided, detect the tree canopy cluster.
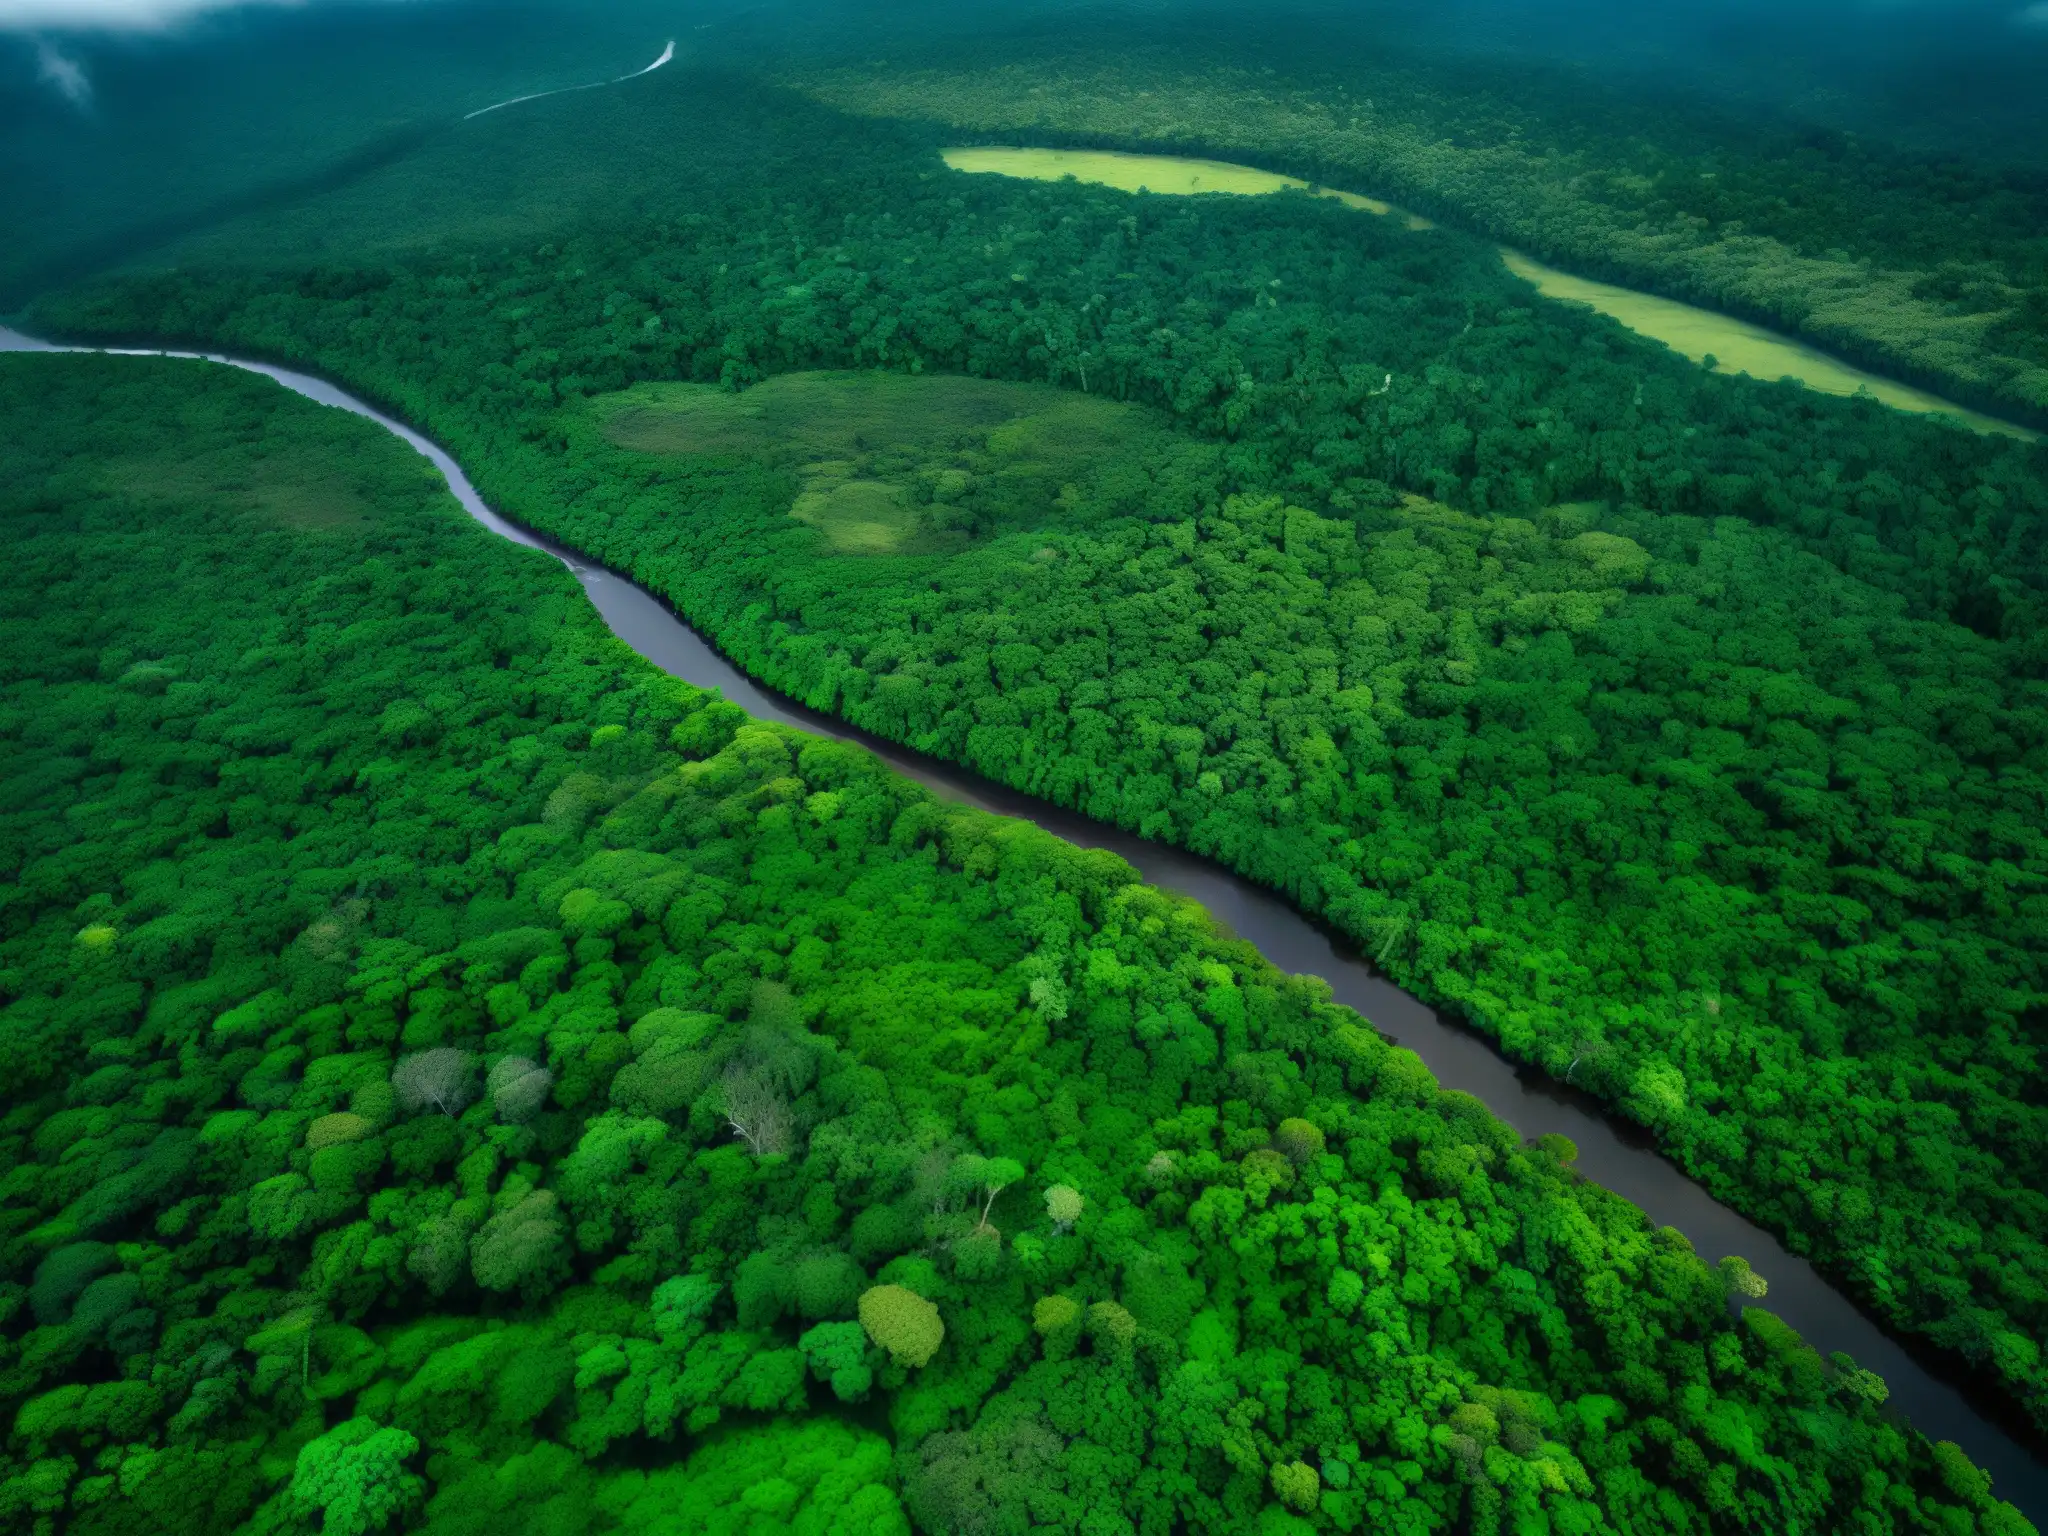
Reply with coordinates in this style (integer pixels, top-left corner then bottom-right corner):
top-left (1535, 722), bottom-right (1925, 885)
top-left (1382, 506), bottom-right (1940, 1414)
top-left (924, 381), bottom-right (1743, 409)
top-left (33, 66), bottom-right (2048, 1436)
top-left (539, 381), bottom-right (2048, 1443)
top-left (781, 20), bottom-right (2048, 424)
top-left (3, 350), bottom-right (2036, 1532)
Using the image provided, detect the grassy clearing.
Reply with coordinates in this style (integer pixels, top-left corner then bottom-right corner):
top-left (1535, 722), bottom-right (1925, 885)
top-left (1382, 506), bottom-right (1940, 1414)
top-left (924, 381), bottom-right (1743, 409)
top-left (789, 477), bottom-right (920, 554)
top-left (942, 145), bottom-right (1434, 228)
top-left (595, 370), bottom-right (1160, 553)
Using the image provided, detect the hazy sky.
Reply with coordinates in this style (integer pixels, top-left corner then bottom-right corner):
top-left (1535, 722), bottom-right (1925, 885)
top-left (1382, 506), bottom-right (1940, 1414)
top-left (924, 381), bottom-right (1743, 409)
top-left (0, 0), bottom-right (343, 27)
top-left (9, 0), bottom-right (2048, 29)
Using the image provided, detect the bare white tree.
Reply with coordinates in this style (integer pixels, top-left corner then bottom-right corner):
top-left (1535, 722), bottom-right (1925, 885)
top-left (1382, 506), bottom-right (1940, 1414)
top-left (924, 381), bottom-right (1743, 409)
top-left (722, 1063), bottom-right (792, 1157)
top-left (392, 1048), bottom-right (477, 1117)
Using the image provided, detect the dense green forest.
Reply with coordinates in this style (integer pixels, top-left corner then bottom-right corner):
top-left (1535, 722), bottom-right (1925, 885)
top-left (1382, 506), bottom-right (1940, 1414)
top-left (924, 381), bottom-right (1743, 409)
top-left (778, 19), bottom-right (2048, 425)
top-left (10, 352), bottom-right (2033, 1534)
top-left (35, 66), bottom-right (2048, 1440)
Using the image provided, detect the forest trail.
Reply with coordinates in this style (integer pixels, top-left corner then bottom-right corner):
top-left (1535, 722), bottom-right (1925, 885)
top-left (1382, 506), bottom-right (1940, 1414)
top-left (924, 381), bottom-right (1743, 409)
top-left (2, 319), bottom-right (2040, 1518)
top-left (941, 145), bottom-right (2040, 443)
top-left (462, 39), bottom-right (675, 121)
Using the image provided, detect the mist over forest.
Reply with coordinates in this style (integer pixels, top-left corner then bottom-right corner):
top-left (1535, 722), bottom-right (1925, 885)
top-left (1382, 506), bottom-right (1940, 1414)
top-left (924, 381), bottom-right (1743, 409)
top-left (5, 0), bottom-right (2047, 306)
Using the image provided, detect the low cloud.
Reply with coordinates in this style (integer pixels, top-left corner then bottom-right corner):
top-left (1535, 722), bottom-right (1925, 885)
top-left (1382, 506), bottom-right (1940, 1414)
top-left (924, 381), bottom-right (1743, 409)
top-left (0, 0), bottom-right (306, 29)
top-left (2019, 1), bottom-right (2048, 26)
top-left (35, 38), bottom-right (90, 102)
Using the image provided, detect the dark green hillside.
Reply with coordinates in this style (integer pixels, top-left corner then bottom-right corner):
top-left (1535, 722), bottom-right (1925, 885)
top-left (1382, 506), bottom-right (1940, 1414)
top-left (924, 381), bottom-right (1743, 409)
top-left (0, 0), bottom-right (682, 305)
top-left (35, 65), bottom-right (2048, 1434)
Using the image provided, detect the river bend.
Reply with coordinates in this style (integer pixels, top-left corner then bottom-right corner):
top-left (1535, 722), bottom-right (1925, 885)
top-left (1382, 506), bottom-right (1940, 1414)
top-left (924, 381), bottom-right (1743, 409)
top-left (1, 325), bottom-right (2039, 1519)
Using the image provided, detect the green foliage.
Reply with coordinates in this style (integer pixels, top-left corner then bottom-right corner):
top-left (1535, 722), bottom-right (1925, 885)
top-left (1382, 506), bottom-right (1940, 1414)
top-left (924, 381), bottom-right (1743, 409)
top-left (1273, 1119), bottom-right (1326, 1167)
top-left (615, 1418), bottom-right (908, 1535)
top-left (595, 371), bottom-right (1158, 553)
top-left (900, 1416), bottom-right (1066, 1535)
top-left (1043, 1185), bottom-right (1084, 1233)
top-left (859, 1285), bottom-right (945, 1370)
top-left (288, 1418), bottom-right (424, 1536)
top-left (29, 1245), bottom-right (116, 1327)
top-left (34, 64), bottom-right (2048, 1431)
top-left (797, 1320), bottom-right (872, 1403)
top-left (0, 338), bottom-right (2034, 1532)
top-left (1031, 1295), bottom-right (1085, 1363)
top-left (468, 1192), bottom-right (570, 1296)
top-left (787, 26), bottom-right (2048, 420)
top-left (1270, 1459), bottom-right (1320, 1513)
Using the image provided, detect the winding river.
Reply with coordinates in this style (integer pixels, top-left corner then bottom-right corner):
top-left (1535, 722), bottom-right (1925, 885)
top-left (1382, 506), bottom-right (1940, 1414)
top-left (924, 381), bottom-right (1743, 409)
top-left (2, 322), bottom-right (2041, 1519)
top-left (462, 39), bottom-right (676, 121)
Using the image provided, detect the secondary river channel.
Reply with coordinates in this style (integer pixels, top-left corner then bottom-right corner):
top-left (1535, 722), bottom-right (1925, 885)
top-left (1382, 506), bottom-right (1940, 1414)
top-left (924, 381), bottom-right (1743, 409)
top-left (2, 323), bottom-right (2041, 1520)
